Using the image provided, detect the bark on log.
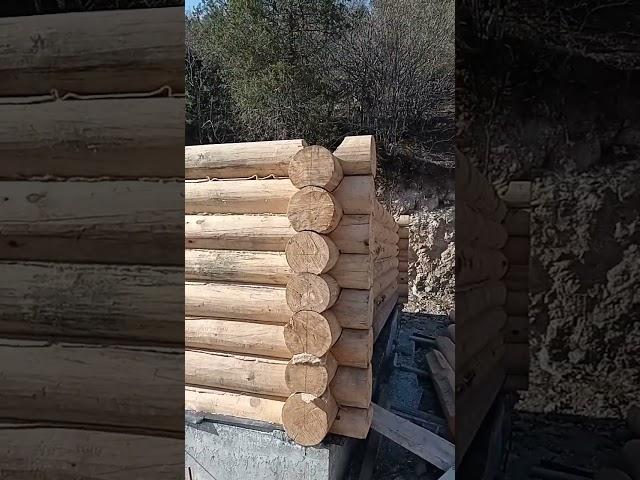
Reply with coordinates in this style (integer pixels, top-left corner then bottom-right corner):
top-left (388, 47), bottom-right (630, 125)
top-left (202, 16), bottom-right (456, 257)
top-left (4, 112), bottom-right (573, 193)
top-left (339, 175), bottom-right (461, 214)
top-left (0, 8), bottom-right (184, 96)
top-left (185, 282), bottom-right (292, 323)
top-left (456, 281), bottom-right (507, 323)
top-left (285, 231), bottom-right (339, 274)
top-left (0, 99), bottom-right (184, 179)
top-left (287, 186), bottom-right (343, 234)
top-left (185, 249), bottom-right (291, 285)
top-left (184, 386), bottom-right (371, 439)
top-left (185, 140), bottom-right (306, 179)
top-left (286, 273), bottom-right (341, 313)
top-left (331, 366), bottom-right (372, 408)
top-left (0, 340), bottom-right (183, 433)
top-left (332, 135), bottom-right (377, 176)
top-left (284, 310), bottom-right (342, 357)
top-left (0, 426), bottom-right (182, 479)
top-left (457, 308), bottom-right (507, 363)
top-left (282, 391), bottom-right (338, 446)
top-left (331, 328), bottom-right (373, 368)
top-left (0, 262), bottom-right (183, 344)
top-left (0, 181), bottom-right (183, 264)
top-left (426, 350), bottom-right (455, 434)
top-left (285, 353), bottom-right (338, 396)
top-left (289, 145), bottom-right (344, 191)
top-left (185, 317), bottom-right (289, 359)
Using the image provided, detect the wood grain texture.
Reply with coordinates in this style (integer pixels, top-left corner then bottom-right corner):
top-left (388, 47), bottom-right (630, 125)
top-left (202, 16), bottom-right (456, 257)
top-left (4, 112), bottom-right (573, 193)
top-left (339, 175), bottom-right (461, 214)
top-left (0, 425), bottom-right (182, 479)
top-left (0, 340), bottom-right (183, 433)
top-left (284, 310), bottom-right (342, 357)
top-left (285, 353), bottom-right (338, 396)
top-left (286, 273), bottom-right (340, 312)
top-left (332, 135), bottom-right (377, 176)
top-left (185, 140), bottom-right (306, 179)
top-left (285, 231), bottom-right (339, 274)
top-left (371, 403), bottom-right (454, 470)
top-left (0, 8), bottom-right (184, 96)
top-left (282, 391), bottom-right (338, 446)
top-left (331, 365), bottom-right (372, 409)
top-left (287, 186), bottom-right (343, 233)
top-left (426, 350), bottom-right (455, 434)
top-left (331, 328), bottom-right (373, 368)
top-left (288, 145), bottom-right (343, 191)
top-left (0, 181), bottom-right (183, 264)
top-left (0, 262), bottom-right (183, 344)
top-left (0, 98), bottom-right (184, 179)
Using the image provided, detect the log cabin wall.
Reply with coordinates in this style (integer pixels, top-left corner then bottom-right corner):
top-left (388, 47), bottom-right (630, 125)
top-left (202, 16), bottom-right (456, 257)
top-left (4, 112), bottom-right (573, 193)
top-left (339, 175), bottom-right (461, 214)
top-left (396, 215), bottom-right (414, 303)
top-left (0, 8), bottom-right (185, 476)
top-left (456, 150), bottom-right (520, 464)
top-left (184, 136), bottom-right (399, 446)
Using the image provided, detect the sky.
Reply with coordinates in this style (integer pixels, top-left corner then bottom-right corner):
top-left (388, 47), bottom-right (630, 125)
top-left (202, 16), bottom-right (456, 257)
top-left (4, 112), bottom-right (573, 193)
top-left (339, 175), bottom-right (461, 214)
top-left (185, 0), bottom-right (199, 13)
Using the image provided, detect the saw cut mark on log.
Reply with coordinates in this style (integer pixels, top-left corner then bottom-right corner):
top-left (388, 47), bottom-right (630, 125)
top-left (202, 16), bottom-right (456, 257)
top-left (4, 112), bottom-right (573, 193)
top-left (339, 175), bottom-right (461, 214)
top-left (287, 186), bottom-right (343, 234)
top-left (370, 403), bottom-right (454, 471)
top-left (289, 145), bottom-right (344, 191)
top-left (286, 273), bottom-right (340, 313)
top-left (185, 139), bottom-right (306, 179)
top-left (284, 310), bottom-right (342, 358)
top-left (0, 7), bottom-right (184, 97)
top-left (281, 391), bottom-right (338, 446)
top-left (285, 231), bottom-right (339, 274)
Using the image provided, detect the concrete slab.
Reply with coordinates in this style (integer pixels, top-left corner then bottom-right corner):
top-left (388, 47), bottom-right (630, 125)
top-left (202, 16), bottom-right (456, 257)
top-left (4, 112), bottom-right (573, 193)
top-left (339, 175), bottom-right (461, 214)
top-left (185, 417), bottom-right (357, 480)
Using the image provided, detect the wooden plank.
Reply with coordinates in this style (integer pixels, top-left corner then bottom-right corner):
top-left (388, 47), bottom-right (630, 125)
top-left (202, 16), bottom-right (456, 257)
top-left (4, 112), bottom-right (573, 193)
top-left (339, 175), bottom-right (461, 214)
top-left (426, 350), bottom-right (455, 435)
top-left (0, 262), bottom-right (183, 344)
top-left (0, 98), bottom-right (184, 179)
top-left (0, 424), bottom-right (182, 479)
top-left (0, 340), bottom-right (183, 433)
top-left (0, 181), bottom-right (183, 264)
top-left (370, 403), bottom-right (454, 471)
top-left (0, 8), bottom-right (183, 96)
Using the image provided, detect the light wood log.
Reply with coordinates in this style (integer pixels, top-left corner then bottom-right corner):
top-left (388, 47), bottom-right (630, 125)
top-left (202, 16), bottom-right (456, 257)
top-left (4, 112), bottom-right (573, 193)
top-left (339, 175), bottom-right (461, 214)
top-left (374, 277), bottom-right (399, 309)
top-left (287, 186), bottom-right (343, 233)
top-left (334, 176), bottom-right (376, 214)
top-left (373, 241), bottom-right (400, 260)
top-left (333, 135), bottom-right (377, 176)
top-left (330, 255), bottom-right (398, 290)
top-left (504, 209), bottom-right (530, 236)
top-left (397, 215), bottom-right (412, 227)
top-left (0, 181), bottom-right (183, 264)
top-left (505, 290), bottom-right (529, 315)
top-left (332, 289), bottom-right (375, 330)
top-left (0, 425), bottom-right (182, 479)
top-left (185, 350), bottom-right (289, 398)
top-left (0, 262), bottom-right (182, 344)
top-left (286, 273), bottom-right (340, 312)
top-left (185, 179), bottom-right (297, 215)
top-left (185, 213), bottom-right (371, 254)
top-left (331, 366), bottom-right (372, 408)
top-left (503, 237), bottom-right (530, 265)
top-left (436, 336), bottom-right (455, 369)
top-left (185, 214), bottom-right (294, 251)
top-left (185, 140), bottom-right (306, 179)
top-left (457, 202), bottom-right (508, 249)
top-left (285, 231), bottom-right (339, 274)
top-left (398, 271), bottom-right (408, 283)
top-left (627, 405), bottom-right (640, 438)
top-left (332, 328), bottom-right (373, 368)
top-left (373, 268), bottom-right (399, 300)
top-left (457, 308), bottom-right (506, 363)
top-left (370, 403), bottom-right (454, 471)
top-left (504, 344), bottom-right (529, 374)
top-left (456, 246), bottom-right (508, 285)
top-left (373, 291), bottom-right (400, 341)
top-left (0, 8), bottom-right (183, 96)
top-left (289, 145), bottom-right (343, 191)
top-left (398, 226), bottom-right (410, 239)
top-left (284, 310), bottom-right (342, 357)
top-left (456, 281), bottom-right (507, 323)
top-left (185, 282), bottom-right (292, 323)
top-left (372, 219), bottom-right (400, 245)
top-left (502, 181), bottom-right (531, 207)
top-left (285, 353), bottom-right (338, 396)
top-left (398, 238), bottom-right (410, 250)
top-left (398, 284), bottom-right (409, 296)
top-left (185, 386), bottom-right (372, 439)
top-left (426, 350), bottom-right (455, 434)
top-left (185, 317), bottom-right (289, 359)
top-left (185, 249), bottom-right (290, 285)
top-left (1, 99), bottom-right (183, 179)
top-left (399, 260), bottom-right (409, 272)
top-left (622, 439), bottom-right (640, 480)
top-left (373, 201), bottom-right (397, 231)
top-left (0, 340), bottom-right (182, 432)
top-left (504, 316), bottom-right (528, 343)
top-left (282, 391), bottom-right (338, 446)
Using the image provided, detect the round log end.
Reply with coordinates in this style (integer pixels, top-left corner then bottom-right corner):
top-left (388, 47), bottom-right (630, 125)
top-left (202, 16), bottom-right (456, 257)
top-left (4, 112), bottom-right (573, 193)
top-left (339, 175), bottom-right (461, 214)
top-left (285, 231), bottom-right (340, 274)
top-left (289, 145), bottom-right (344, 191)
top-left (287, 186), bottom-right (343, 234)
top-left (284, 310), bottom-right (341, 357)
top-left (286, 273), bottom-right (340, 313)
top-left (285, 353), bottom-right (337, 396)
top-left (282, 391), bottom-right (338, 446)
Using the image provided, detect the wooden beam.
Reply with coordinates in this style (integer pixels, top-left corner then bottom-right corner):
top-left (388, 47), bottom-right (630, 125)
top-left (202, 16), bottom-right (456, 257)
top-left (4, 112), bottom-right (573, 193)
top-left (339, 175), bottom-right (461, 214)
top-left (332, 135), bottom-right (377, 176)
top-left (426, 350), bottom-right (455, 435)
top-left (370, 403), bottom-right (454, 471)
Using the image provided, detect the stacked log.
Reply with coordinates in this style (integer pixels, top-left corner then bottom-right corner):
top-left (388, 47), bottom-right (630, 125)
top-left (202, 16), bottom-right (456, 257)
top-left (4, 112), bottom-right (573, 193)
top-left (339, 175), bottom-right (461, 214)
top-left (397, 215), bottom-right (414, 303)
top-left (184, 136), bottom-right (399, 446)
top-left (455, 150), bottom-right (509, 464)
top-left (501, 181), bottom-right (532, 392)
